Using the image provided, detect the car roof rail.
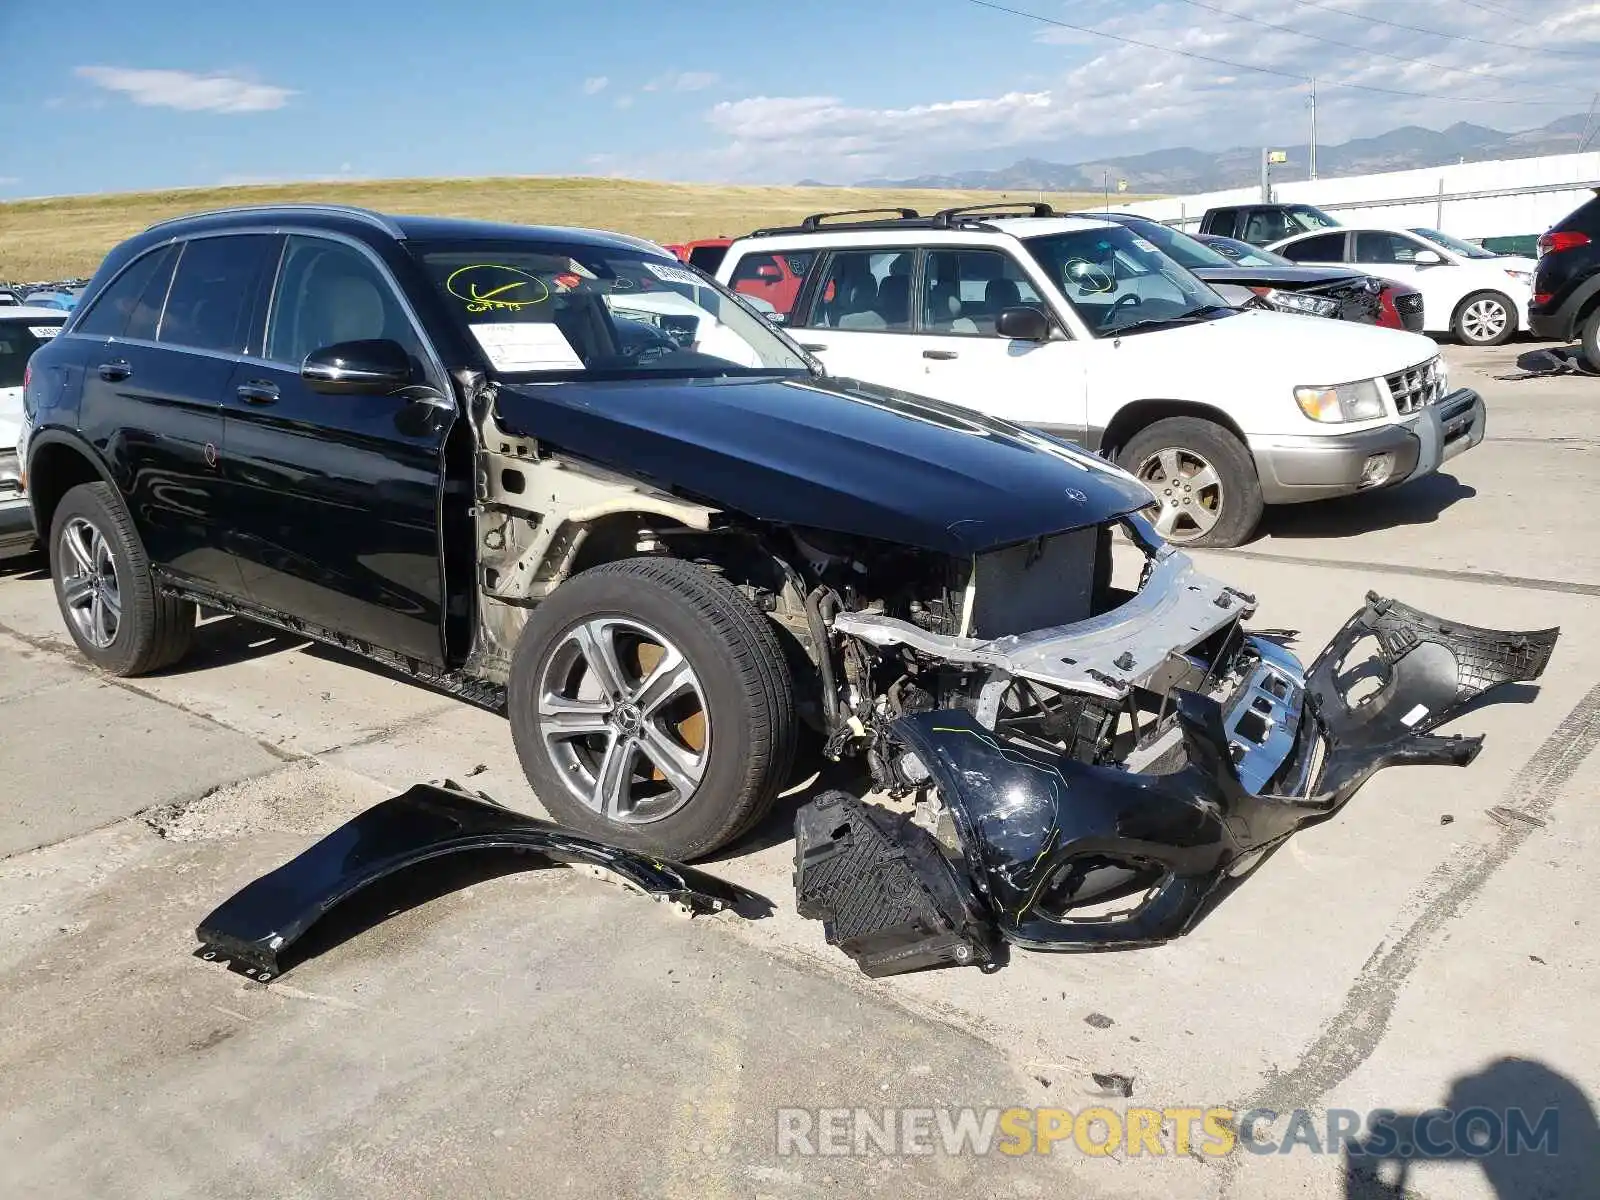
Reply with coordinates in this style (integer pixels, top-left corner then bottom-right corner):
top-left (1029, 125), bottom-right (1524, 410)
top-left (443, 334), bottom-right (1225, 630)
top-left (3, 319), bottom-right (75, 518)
top-left (798, 207), bottom-right (922, 231)
top-left (143, 203), bottom-right (406, 238)
top-left (931, 201), bottom-right (1058, 226)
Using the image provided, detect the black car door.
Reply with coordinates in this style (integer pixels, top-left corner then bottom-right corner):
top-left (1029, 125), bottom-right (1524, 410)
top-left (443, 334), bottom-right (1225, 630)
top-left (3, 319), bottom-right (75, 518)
top-left (74, 234), bottom-right (275, 595)
top-left (220, 232), bottom-right (453, 665)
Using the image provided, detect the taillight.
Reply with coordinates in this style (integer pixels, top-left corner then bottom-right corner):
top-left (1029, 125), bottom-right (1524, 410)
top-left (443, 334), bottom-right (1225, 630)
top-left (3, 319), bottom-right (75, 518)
top-left (1533, 292), bottom-right (1553, 306)
top-left (1537, 230), bottom-right (1591, 257)
top-left (21, 364), bottom-right (30, 391)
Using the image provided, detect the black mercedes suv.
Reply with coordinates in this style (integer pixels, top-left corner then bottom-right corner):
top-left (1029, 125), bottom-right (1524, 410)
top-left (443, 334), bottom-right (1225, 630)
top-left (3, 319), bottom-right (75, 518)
top-left (17, 204), bottom-right (1533, 872)
top-left (1530, 188), bottom-right (1600, 369)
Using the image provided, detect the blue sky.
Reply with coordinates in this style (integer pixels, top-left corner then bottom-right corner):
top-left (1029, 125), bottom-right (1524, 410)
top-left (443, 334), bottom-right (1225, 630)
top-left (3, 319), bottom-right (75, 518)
top-left (1, 0), bottom-right (1593, 200)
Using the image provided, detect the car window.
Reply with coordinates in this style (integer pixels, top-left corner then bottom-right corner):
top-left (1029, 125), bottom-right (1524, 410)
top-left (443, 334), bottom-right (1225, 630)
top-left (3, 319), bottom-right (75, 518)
top-left (1410, 228), bottom-right (1494, 259)
top-left (798, 249), bottom-right (914, 331)
top-left (74, 245), bottom-right (179, 338)
top-left (0, 319), bottom-right (63, 388)
top-left (1354, 232), bottom-right (1430, 266)
top-left (1242, 209), bottom-right (1300, 246)
top-left (158, 234), bottom-right (276, 353)
top-left (686, 244), bottom-right (727, 274)
top-left (1208, 211), bottom-right (1239, 239)
top-left (1280, 232), bottom-right (1347, 263)
top-left (727, 250), bottom-right (815, 322)
top-left (922, 249), bottom-right (1042, 335)
top-left (1286, 205), bottom-right (1340, 233)
top-left (265, 235), bottom-right (423, 367)
top-left (412, 238), bottom-right (809, 380)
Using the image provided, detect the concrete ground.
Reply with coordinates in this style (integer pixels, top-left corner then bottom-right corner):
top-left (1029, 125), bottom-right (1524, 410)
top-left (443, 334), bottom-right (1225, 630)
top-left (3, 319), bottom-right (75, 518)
top-left (2, 340), bottom-right (1597, 1199)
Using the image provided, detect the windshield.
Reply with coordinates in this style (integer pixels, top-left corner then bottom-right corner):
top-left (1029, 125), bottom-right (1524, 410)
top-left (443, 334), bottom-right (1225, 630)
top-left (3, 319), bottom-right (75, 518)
top-left (1112, 220), bottom-right (1236, 270)
top-left (411, 240), bottom-right (812, 380)
top-left (1410, 228), bottom-right (1496, 259)
top-left (1208, 237), bottom-right (1293, 267)
top-left (1023, 226), bottom-right (1232, 335)
top-left (1287, 205), bottom-right (1339, 233)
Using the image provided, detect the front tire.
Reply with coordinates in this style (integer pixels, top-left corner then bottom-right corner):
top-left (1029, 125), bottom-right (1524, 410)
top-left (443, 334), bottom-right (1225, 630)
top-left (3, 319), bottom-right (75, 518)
top-left (48, 482), bottom-right (194, 675)
top-left (507, 557), bottom-right (797, 860)
top-left (1116, 417), bottom-right (1264, 548)
top-left (1453, 290), bottom-right (1515, 346)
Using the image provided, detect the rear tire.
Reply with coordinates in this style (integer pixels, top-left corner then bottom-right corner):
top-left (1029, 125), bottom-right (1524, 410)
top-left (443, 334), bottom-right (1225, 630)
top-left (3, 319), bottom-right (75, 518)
top-left (48, 482), bottom-right (194, 676)
top-left (507, 557), bottom-right (797, 861)
top-left (1116, 417), bottom-right (1263, 548)
top-left (1453, 290), bottom-right (1515, 346)
top-left (1579, 306), bottom-right (1600, 373)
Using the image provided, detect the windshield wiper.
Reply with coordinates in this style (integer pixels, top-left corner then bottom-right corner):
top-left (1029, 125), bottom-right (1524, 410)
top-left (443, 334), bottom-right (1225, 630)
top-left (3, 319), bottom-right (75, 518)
top-left (1105, 307), bottom-right (1232, 336)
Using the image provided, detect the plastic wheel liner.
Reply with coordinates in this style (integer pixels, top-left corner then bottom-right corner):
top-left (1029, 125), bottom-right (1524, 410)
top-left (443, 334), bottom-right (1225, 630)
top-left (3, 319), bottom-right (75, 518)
top-left (194, 782), bottom-right (768, 981)
top-left (795, 594), bottom-right (1559, 976)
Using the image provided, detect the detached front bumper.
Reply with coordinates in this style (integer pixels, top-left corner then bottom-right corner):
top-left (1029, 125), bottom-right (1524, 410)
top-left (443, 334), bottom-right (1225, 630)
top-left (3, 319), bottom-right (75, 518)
top-left (1250, 387), bottom-right (1485, 505)
top-left (795, 594), bottom-right (1558, 976)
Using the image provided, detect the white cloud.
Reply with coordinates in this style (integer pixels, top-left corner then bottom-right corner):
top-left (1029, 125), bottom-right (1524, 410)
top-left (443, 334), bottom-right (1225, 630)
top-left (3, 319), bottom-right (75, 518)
top-left (0, 176), bottom-right (17, 186)
top-left (671, 71), bottom-right (718, 92)
top-left (699, 0), bottom-right (1599, 181)
top-left (615, 94), bottom-right (635, 110)
top-left (644, 71), bottom-right (719, 93)
top-left (74, 66), bottom-right (295, 113)
top-left (582, 75), bottom-right (609, 95)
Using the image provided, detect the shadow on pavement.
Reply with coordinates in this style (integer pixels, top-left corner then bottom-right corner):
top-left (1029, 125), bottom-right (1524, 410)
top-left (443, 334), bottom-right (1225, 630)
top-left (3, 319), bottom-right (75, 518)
top-left (1343, 1058), bottom-right (1600, 1199)
top-left (1258, 474), bottom-right (1475, 542)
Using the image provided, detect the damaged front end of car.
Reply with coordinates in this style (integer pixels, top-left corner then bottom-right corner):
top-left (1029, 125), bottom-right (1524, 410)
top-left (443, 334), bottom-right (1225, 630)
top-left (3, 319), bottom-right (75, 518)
top-left (797, 581), bottom-right (1559, 977)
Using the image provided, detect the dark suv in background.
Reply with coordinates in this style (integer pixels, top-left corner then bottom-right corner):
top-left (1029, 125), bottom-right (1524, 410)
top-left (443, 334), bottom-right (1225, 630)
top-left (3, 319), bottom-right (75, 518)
top-left (1530, 188), bottom-right (1600, 369)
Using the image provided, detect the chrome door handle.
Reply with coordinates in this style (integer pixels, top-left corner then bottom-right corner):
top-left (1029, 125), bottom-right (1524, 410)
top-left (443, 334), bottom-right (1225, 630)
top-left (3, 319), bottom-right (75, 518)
top-left (98, 359), bottom-right (131, 382)
top-left (236, 381), bottom-right (279, 406)
top-left (922, 350), bottom-right (958, 360)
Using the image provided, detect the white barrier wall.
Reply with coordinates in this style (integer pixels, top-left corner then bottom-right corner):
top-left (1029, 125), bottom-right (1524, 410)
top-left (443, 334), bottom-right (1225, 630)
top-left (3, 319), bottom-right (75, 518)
top-left (1090, 152), bottom-right (1600, 241)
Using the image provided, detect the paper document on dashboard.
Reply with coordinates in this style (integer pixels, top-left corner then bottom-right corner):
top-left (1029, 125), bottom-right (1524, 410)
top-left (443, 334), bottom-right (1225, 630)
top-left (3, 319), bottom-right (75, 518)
top-left (469, 323), bottom-right (585, 371)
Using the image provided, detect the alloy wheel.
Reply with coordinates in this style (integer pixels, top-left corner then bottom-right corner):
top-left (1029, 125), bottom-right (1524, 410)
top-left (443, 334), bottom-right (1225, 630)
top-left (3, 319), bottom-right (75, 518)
top-left (1135, 446), bottom-right (1223, 543)
top-left (1461, 297), bottom-right (1508, 343)
top-left (57, 516), bottom-right (122, 649)
top-left (537, 616), bottom-right (709, 824)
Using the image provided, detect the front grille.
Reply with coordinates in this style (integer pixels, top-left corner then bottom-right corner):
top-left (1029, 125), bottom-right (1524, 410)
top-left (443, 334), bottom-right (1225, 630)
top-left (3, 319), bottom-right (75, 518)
top-left (1385, 357), bottom-right (1447, 414)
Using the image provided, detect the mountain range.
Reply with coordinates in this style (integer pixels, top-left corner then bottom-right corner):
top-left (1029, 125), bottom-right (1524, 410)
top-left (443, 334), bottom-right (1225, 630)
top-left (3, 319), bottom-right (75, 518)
top-left (852, 112), bottom-right (1598, 194)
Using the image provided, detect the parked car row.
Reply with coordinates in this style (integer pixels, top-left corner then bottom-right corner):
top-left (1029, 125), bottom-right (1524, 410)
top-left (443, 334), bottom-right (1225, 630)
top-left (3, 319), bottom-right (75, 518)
top-left (9, 202), bottom-right (1501, 871)
top-left (0, 279), bottom-right (89, 311)
top-left (0, 306), bottom-right (67, 558)
top-left (712, 201), bottom-right (1479, 548)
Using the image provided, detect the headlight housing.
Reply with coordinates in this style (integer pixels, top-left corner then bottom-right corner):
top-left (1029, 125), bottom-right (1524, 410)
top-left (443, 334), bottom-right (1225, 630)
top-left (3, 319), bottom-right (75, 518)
top-left (1253, 287), bottom-right (1339, 318)
top-left (1504, 269), bottom-right (1532, 285)
top-left (1293, 378), bottom-right (1387, 423)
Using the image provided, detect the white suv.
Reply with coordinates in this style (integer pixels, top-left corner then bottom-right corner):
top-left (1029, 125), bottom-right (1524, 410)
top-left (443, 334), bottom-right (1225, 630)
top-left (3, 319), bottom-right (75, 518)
top-left (716, 204), bottom-right (1486, 547)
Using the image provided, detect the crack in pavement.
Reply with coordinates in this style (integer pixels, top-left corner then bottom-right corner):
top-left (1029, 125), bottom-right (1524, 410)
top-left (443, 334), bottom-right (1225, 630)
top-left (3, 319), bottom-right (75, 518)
top-left (1207, 550), bottom-right (1600, 598)
top-left (1217, 682), bottom-right (1600, 1193)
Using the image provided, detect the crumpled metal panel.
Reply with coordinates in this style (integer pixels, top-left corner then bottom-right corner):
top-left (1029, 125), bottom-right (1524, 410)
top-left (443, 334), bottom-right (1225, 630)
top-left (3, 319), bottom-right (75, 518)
top-left (798, 594), bottom-right (1559, 969)
top-left (195, 782), bottom-right (768, 980)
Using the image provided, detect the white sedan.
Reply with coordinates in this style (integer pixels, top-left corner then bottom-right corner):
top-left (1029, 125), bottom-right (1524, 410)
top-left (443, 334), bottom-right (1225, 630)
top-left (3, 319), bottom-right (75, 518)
top-left (1266, 223), bottom-right (1536, 347)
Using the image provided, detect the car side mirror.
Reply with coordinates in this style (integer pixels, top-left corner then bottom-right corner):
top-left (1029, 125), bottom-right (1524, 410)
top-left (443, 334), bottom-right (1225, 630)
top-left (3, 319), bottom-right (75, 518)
top-left (1413, 249), bottom-right (1445, 266)
top-left (996, 305), bottom-right (1050, 341)
top-left (302, 339), bottom-right (415, 395)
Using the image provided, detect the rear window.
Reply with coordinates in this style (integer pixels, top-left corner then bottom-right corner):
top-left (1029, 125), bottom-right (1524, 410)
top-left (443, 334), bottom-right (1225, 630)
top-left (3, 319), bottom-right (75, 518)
top-left (686, 244), bottom-right (728, 273)
top-left (1557, 194), bottom-right (1600, 234)
top-left (0, 318), bottom-right (63, 388)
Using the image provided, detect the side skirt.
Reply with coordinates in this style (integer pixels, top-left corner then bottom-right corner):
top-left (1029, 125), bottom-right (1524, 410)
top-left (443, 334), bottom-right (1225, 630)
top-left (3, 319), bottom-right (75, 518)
top-left (158, 576), bottom-right (507, 714)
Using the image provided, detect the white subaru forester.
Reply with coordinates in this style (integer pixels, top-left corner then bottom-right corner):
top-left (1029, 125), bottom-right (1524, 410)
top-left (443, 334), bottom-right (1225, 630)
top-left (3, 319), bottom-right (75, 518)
top-left (714, 203), bottom-right (1485, 547)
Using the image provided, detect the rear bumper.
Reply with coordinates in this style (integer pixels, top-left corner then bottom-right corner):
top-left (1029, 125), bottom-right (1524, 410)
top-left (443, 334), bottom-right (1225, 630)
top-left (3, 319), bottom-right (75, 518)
top-left (0, 495), bottom-right (37, 560)
top-left (1249, 387), bottom-right (1484, 505)
top-left (1529, 307), bottom-right (1572, 342)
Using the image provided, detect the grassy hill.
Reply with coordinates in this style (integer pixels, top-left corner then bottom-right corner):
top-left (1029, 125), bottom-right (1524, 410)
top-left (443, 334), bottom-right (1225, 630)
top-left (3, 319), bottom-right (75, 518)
top-left (0, 175), bottom-right (1157, 281)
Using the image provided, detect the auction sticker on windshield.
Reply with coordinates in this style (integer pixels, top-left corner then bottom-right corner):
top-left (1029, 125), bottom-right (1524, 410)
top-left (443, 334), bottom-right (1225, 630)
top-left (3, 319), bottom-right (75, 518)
top-left (470, 323), bottom-right (585, 371)
top-left (643, 261), bottom-right (704, 288)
